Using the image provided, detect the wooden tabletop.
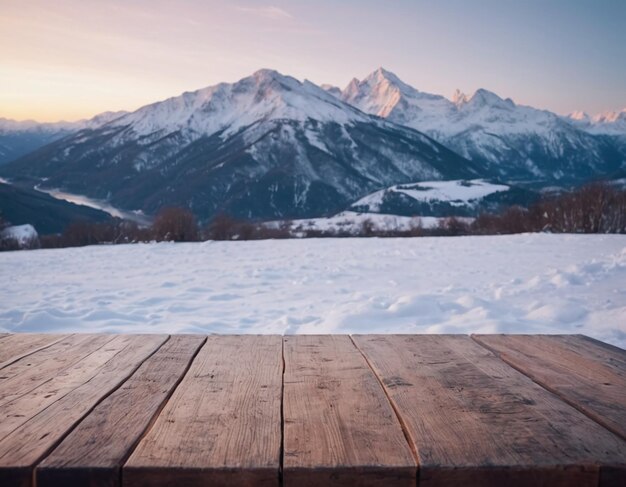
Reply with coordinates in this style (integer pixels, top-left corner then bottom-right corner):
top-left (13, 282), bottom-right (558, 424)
top-left (0, 334), bottom-right (623, 487)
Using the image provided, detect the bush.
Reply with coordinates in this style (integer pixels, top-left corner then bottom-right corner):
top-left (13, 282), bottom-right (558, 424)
top-left (152, 207), bottom-right (198, 242)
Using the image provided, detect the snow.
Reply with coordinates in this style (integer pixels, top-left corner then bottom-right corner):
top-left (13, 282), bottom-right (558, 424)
top-left (112, 69), bottom-right (370, 141)
top-left (0, 111), bottom-right (127, 135)
top-left (566, 108), bottom-right (626, 136)
top-left (342, 67), bottom-right (600, 145)
top-left (280, 211), bottom-right (449, 233)
top-left (353, 179), bottom-right (509, 212)
top-left (0, 234), bottom-right (624, 348)
top-left (1, 224), bottom-right (37, 245)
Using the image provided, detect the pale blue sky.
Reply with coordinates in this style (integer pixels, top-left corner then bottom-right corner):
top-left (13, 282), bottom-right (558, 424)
top-left (1, 0), bottom-right (624, 121)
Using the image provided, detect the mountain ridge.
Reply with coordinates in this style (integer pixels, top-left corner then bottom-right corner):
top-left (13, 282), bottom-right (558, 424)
top-left (340, 68), bottom-right (625, 182)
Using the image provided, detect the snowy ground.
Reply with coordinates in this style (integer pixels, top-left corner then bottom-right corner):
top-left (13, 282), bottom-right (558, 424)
top-left (0, 234), bottom-right (625, 348)
top-left (277, 211), bottom-right (461, 234)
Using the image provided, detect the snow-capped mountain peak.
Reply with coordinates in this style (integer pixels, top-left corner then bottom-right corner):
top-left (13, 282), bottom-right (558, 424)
top-left (365, 67), bottom-right (409, 89)
top-left (342, 68), bottom-right (624, 180)
top-left (593, 108), bottom-right (626, 124)
top-left (320, 84), bottom-right (342, 98)
top-left (568, 110), bottom-right (590, 122)
top-left (341, 68), bottom-right (453, 126)
top-left (451, 89), bottom-right (469, 106)
top-left (566, 108), bottom-right (626, 135)
top-left (112, 69), bottom-right (370, 141)
top-left (464, 88), bottom-right (515, 110)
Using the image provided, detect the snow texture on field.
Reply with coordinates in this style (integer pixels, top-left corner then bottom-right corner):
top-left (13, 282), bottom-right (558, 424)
top-left (0, 234), bottom-right (624, 347)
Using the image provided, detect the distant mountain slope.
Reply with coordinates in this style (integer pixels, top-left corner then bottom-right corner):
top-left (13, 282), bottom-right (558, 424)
top-left (350, 179), bottom-right (539, 217)
top-left (0, 112), bottom-right (127, 165)
top-left (341, 68), bottom-right (625, 183)
top-left (566, 109), bottom-right (626, 136)
top-left (0, 182), bottom-right (112, 234)
top-left (0, 70), bottom-right (477, 221)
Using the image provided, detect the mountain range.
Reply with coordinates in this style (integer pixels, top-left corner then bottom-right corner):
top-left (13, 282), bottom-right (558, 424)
top-left (1, 68), bottom-right (624, 224)
top-left (337, 68), bottom-right (625, 183)
top-left (0, 112), bottom-right (127, 165)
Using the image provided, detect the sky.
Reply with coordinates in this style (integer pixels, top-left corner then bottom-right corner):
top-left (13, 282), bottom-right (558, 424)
top-left (1, 0), bottom-right (624, 122)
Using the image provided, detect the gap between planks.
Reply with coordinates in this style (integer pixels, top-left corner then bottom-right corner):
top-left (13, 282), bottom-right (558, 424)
top-left (470, 334), bottom-right (626, 441)
top-left (348, 335), bottom-right (421, 468)
top-left (0, 334), bottom-right (71, 370)
top-left (23, 335), bottom-right (174, 487)
top-left (279, 336), bottom-right (286, 487)
top-left (115, 335), bottom-right (208, 486)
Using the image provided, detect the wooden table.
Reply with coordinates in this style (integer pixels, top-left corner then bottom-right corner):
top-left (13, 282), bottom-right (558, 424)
top-left (0, 334), bottom-right (623, 486)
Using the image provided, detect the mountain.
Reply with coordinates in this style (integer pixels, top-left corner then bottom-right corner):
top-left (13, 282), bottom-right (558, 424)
top-left (341, 68), bottom-right (625, 184)
top-left (0, 111), bottom-right (127, 165)
top-left (0, 69), bottom-right (477, 221)
top-left (350, 179), bottom-right (539, 217)
top-left (566, 109), bottom-right (626, 135)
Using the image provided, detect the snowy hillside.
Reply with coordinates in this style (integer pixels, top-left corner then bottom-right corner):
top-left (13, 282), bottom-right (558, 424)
top-left (1, 235), bottom-right (624, 347)
top-left (352, 179), bottom-right (509, 213)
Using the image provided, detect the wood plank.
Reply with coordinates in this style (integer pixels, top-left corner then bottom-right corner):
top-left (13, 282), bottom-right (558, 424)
top-left (353, 335), bottom-right (626, 487)
top-left (0, 334), bottom-right (116, 408)
top-left (472, 334), bottom-right (626, 440)
top-left (37, 335), bottom-right (206, 487)
top-left (0, 333), bottom-right (70, 369)
top-left (282, 335), bottom-right (416, 487)
top-left (0, 334), bottom-right (167, 487)
top-left (123, 335), bottom-right (282, 487)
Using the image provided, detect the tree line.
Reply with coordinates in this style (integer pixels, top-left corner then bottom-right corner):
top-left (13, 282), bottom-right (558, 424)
top-left (1, 182), bottom-right (625, 251)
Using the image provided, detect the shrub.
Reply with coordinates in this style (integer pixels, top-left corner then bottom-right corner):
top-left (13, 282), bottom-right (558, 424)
top-left (152, 207), bottom-right (198, 242)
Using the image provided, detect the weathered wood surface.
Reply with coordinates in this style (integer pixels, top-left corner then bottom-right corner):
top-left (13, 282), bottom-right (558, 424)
top-left (0, 333), bottom-right (68, 369)
top-left (123, 335), bottom-right (283, 487)
top-left (37, 335), bottom-right (206, 487)
top-left (283, 335), bottom-right (416, 487)
top-left (0, 334), bottom-right (167, 487)
top-left (473, 334), bottom-right (626, 440)
top-left (353, 335), bottom-right (626, 487)
top-left (0, 333), bottom-right (622, 487)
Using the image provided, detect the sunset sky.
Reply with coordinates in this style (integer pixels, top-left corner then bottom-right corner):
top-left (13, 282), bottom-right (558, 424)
top-left (1, 0), bottom-right (624, 122)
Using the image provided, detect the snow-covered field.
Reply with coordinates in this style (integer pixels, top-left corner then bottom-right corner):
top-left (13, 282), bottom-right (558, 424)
top-left (1, 234), bottom-right (625, 347)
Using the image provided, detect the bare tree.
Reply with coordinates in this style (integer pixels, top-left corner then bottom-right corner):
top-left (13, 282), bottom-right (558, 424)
top-left (152, 207), bottom-right (199, 242)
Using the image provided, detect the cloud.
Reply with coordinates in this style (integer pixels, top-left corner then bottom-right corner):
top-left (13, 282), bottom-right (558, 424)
top-left (236, 5), bottom-right (293, 20)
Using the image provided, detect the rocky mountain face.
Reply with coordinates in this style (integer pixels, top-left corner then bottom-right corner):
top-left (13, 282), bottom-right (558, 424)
top-left (1, 70), bottom-right (476, 221)
top-left (339, 68), bottom-right (625, 184)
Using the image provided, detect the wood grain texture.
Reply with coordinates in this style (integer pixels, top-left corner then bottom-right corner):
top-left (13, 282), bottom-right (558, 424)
top-left (123, 335), bottom-right (283, 487)
top-left (353, 335), bottom-right (626, 487)
top-left (282, 335), bottom-right (416, 487)
top-left (0, 334), bottom-right (167, 487)
top-left (0, 334), bottom-right (115, 409)
top-left (37, 335), bottom-right (206, 487)
top-left (0, 333), bottom-right (68, 369)
top-left (472, 334), bottom-right (626, 440)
